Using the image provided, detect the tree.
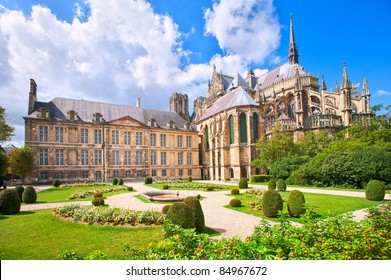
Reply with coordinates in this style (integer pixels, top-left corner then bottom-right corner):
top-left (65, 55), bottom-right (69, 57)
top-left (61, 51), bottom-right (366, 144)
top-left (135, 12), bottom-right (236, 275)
top-left (0, 106), bottom-right (14, 142)
top-left (8, 146), bottom-right (34, 182)
top-left (0, 151), bottom-right (8, 179)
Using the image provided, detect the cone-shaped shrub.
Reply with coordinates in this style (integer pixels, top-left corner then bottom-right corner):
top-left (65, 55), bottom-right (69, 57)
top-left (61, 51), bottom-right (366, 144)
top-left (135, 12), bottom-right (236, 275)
top-left (165, 202), bottom-right (195, 230)
top-left (22, 186), bottom-right (37, 204)
top-left (188, 176), bottom-right (192, 182)
top-left (277, 179), bottom-right (287, 192)
top-left (0, 189), bottom-right (21, 214)
top-left (262, 190), bottom-right (283, 218)
top-left (365, 180), bottom-right (385, 201)
top-left (230, 198), bottom-right (241, 207)
top-left (287, 190), bottom-right (306, 217)
top-left (239, 178), bottom-right (248, 189)
top-left (118, 178), bottom-right (124, 185)
top-left (267, 179), bottom-right (276, 191)
top-left (183, 196), bottom-right (205, 233)
top-left (112, 177), bottom-right (118, 185)
top-left (14, 185), bottom-right (25, 202)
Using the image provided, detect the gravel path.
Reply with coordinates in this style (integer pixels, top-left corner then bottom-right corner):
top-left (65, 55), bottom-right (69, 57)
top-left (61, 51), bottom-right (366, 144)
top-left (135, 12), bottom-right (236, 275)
top-left (20, 181), bottom-right (389, 240)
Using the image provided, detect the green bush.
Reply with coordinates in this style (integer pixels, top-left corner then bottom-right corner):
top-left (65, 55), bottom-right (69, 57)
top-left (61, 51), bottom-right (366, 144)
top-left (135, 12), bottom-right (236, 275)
top-left (239, 178), bottom-right (248, 189)
top-left (127, 186), bottom-right (133, 191)
top-left (230, 198), bottom-right (242, 207)
top-left (276, 179), bottom-right (286, 192)
top-left (183, 196), bottom-right (205, 233)
top-left (14, 185), bottom-right (24, 202)
top-left (267, 179), bottom-right (276, 191)
top-left (144, 177), bottom-right (153, 184)
top-left (112, 177), bottom-right (118, 185)
top-left (118, 178), bottom-right (124, 185)
top-left (162, 205), bottom-right (171, 214)
top-left (163, 185), bottom-right (170, 190)
top-left (287, 190), bottom-right (306, 217)
top-left (22, 186), bottom-right (37, 204)
top-left (206, 186), bottom-right (214, 191)
top-left (93, 192), bottom-right (103, 198)
top-left (91, 197), bottom-right (105, 206)
top-left (52, 179), bottom-right (61, 187)
top-left (231, 188), bottom-right (240, 195)
top-left (0, 189), bottom-right (21, 214)
top-left (165, 202), bottom-right (195, 231)
top-left (365, 180), bottom-right (386, 201)
top-left (262, 190), bottom-right (283, 218)
top-left (250, 175), bottom-right (272, 182)
top-left (188, 176), bottom-right (192, 182)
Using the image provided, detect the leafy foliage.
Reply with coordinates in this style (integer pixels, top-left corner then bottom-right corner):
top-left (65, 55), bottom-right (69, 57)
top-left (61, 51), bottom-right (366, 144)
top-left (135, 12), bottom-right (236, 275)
top-left (91, 197), bottom-right (105, 206)
top-left (267, 179), bottom-right (276, 191)
top-left (287, 190), bottom-right (306, 217)
top-left (144, 176), bottom-right (153, 184)
top-left (14, 185), bottom-right (24, 202)
top-left (230, 188), bottom-right (240, 195)
top-left (22, 186), bottom-right (37, 203)
top-left (365, 180), bottom-right (385, 201)
top-left (165, 202), bottom-right (195, 233)
top-left (161, 204), bottom-right (171, 214)
top-left (8, 146), bottom-right (34, 182)
top-left (230, 198), bottom-right (242, 207)
top-left (276, 179), bottom-right (286, 192)
top-left (118, 178), bottom-right (124, 185)
top-left (112, 177), bottom-right (118, 185)
top-left (183, 196), bottom-right (205, 233)
top-left (0, 189), bottom-right (21, 214)
top-left (250, 175), bottom-right (272, 182)
top-left (239, 178), bottom-right (248, 189)
top-left (0, 106), bottom-right (14, 141)
top-left (270, 155), bottom-right (307, 180)
top-left (52, 179), bottom-right (61, 187)
top-left (188, 176), bottom-right (192, 182)
top-left (262, 190), bottom-right (283, 218)
top-left (0, 151), bottom-right (8, 179)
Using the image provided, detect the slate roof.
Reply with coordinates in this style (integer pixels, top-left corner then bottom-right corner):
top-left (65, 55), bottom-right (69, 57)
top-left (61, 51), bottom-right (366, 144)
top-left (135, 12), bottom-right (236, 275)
top-left (199, 87), bottom-right (257, 122)
top-left (218, 73), bottom-right (234, 91)
top-left (27, 97), bottom-right (190, 130)
top-left (228, 73), bottom-right (249, 91)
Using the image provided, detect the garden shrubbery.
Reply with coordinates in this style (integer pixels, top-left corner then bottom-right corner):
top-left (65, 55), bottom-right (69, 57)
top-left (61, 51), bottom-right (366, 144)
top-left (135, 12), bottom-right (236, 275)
top-left (230, 188), bottom-right (240, 195)
top-left (53, 179), bottom-right (61, 187)
top-left (183, 196), bottom-right (205, 233)
top-left (262, 190), bottom-right (283, 217)
top-left (365, 180), bottom-right (385, 201)
top-left (287, 190), bottom-right (306, 217)
top-left (229, 198), bottom-right (241, 207)
top-left (14, 185), bottom-right (24, 202)
top-left (112, 178), bottom-right (118, 185)
top-left (118, 178), bottom-right (124, 185)
top-left (250, 175), bottom-right (272, 183)
top-left (144, 177), bottom-right (153, 184)
top-left (165, 202), bottom-right (195, 231)
top-left (267, 179), bottom-right (276, 191)
top-left (239, 178), bottom-right (248, 189)
top-left (91, 197), bottom-right (105, 206)
top-left (22, 186), bottom-right (37, 204)
top-left (0, 189), bottom-right (21, 214)
top-left (276, 179), bottom-right (286, 192)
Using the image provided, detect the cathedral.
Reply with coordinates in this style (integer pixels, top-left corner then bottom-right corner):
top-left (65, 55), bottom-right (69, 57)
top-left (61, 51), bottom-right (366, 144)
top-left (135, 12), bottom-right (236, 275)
top-left (191, 16), bottom-right (372, 181)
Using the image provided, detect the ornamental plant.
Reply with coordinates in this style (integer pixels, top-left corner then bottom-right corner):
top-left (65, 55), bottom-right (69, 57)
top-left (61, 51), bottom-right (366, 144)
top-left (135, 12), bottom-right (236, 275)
top-left (112, 177), bottom-right (118, 185)
top-left (231, 188), bottom-right (240, 195)
top-left (365, 180), bottom-right (385, 201)
top-left (287, 190), bottom-right (306, 217)
top-left (52, 179), bottom-right (61, 187)
top-left (276, 179), bottom-right (287, 192)
top-left (239, 178), bottom-right (248, 189)
top-left (267, 179), bottom-right (276, 191)
top-left (144, 176), bottom-right (153, 184)
top-left (22, 186), bottom-right (37, 204)
top-left (262, 190), bottom-right (283, 218)
top-left (183, 196), bottom-right (205, 233)
top-left (91, 197), bottom-right (105, 206)
top-left (14, 185), bottom-right (24, 202)
top-left (0, 189), bottom-right (21, 214)
top-left (230, 198), bottom-right (242, 207)
top-left (118, 178), bottom-right (124, 185)
top-left (165, 202), bottom-right (195, 232)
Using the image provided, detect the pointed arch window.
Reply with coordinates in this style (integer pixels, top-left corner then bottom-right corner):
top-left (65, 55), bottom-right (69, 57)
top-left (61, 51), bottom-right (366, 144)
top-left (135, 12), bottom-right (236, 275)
top-left (253, 113), bottom-right (259, 142)
top-left (229, 115), bottom-right (234, 144)
top-left (239, 112), bottom-right (247, 143)
top-left (288, 95), bottom-right (296, 119)
top-left (205, 125), bottom-right (209, 149)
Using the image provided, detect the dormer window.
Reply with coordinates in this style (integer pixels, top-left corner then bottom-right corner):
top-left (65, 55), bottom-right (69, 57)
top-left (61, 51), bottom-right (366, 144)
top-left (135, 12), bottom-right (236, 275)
top-left (38, 107), bottom-right (49, 119)
top-left (67, 110), bottom-right (78, 121)
top-left (167, 121), bottom-right (175, 129)
top-left (93, 113), bottom-right (103, 123)
top-left (149, 118), bottom-right (157, 128)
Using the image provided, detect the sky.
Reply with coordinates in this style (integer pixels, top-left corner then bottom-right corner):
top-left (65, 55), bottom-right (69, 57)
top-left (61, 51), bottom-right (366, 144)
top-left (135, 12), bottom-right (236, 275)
top-left (0, 0), bottom-right (390, 146)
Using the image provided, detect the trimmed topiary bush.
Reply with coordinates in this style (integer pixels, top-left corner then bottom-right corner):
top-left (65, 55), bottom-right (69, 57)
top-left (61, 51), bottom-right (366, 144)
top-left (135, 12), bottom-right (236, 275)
top-left (276, 179), bottom-right (287, 192)
top-left (287, 190), bottom-right (306, 218)
top-left (165, 202), bottom-right (195, 230)
top-left (91, 197), bottom-right (105, 206)
top-left (112, 177), bottom-right (118, 185)
top-left (14, 185), bottom-right (25, 202)
top-left (0, 189), bottom-right (21, 214)
top-left (53, 179), bottom-right (61, 187)
top-left (93, 192), bottom-right (103, 198)
top-left (262, 190), bottom-right (283, 218)
top-left (206, 186), bottom-right (214, 191)
top-left (231, 188), bottom-right (240, 195)
top-left (162, 204), bottom-right (171, 214)
top-left (230, 198), bottom-right (242, 207)
top-left (22, 186), bottom-right (37, 204)
top-left (267, 179), bottom-right (276, 191)
top-left (183, 196), bottom-right (205, 233)
top-left (144, 176), bottom-right (153, 184)
top-left (163, 185), bottom-right (170, 190)
top-left (127, 186), bottom-right (133, 191)
top-left (365, 180), bottom-right (386, 201)
top-left (118, 178), bottom-right (124, 185)
top-left (239, 178), bottom-right (248, 189)
top-left (188, 176), bottom-right (192, 182)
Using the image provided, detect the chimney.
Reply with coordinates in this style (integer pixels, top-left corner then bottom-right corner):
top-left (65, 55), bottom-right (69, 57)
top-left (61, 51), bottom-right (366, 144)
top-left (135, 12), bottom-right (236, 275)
top-left (28, 79), bottom-right (37, 115)
top-left (136, 98), bottom-right (140, 108)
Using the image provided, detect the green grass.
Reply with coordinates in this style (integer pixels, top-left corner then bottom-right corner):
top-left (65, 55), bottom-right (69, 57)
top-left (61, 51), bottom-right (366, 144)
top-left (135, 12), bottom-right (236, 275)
top-left (226, 191), bottom-right (385, 222)
top-left (147, 182), bottom-right (233, 191)
top-left (36, 185), bottom-right (132, 203)
top-left (0, 209), bottom-right (164, 260)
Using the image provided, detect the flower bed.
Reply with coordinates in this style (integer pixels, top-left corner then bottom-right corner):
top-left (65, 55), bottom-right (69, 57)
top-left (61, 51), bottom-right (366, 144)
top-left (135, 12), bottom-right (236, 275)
top-left (67, 186), bottom-right (130, 200)
top-left (53, 204), bottom-right (164, 226)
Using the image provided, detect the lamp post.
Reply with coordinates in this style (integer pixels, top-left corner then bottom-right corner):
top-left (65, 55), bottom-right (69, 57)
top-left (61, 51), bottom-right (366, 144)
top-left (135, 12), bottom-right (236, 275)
top-left (102, 118), bottom-right (106, 183)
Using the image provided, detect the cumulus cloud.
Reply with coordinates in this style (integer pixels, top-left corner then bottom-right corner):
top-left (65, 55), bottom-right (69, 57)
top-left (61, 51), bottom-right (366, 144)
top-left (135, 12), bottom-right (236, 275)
top-left (377, 90), bottom-right (391, 96)
top-left (204, 0), bottom-right (281, 64)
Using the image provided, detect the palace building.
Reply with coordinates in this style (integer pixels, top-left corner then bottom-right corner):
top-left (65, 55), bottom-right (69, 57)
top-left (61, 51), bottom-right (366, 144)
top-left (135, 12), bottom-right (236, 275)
top-left (24, 16), bottom-right (371, 183)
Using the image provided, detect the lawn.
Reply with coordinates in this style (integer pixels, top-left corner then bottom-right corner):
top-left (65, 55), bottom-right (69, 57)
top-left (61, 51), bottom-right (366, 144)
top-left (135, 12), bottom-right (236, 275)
top-left (226, 191), bottom-right (385, 222)
top-left (147, 181), bottom-right (234, 191)
top-left (0, 209), bottom-right (164, 260)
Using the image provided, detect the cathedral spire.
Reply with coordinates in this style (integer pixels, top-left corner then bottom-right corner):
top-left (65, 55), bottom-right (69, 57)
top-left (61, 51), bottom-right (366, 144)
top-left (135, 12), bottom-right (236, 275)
top-left (321, 75), bottom-right (327, 91)
top-left (341, 62), bottom-right (351, 89)
top-left (288, 13), bottom-right (299, 64)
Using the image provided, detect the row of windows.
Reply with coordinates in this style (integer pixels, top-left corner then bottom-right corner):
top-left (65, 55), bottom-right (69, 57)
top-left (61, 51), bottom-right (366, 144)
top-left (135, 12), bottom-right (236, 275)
top-left (39, 126), bottom-right (192, 147)
top-left (39, 149), bottom-right (193, 166)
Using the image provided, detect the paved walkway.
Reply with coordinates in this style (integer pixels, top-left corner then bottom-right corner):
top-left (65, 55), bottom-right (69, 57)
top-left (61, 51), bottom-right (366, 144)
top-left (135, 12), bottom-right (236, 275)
top-left (20, 182), bottom-right (390, 240)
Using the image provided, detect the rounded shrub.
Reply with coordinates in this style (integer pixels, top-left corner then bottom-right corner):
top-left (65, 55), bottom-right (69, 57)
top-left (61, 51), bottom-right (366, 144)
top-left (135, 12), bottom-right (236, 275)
top-left (165, 202), bottom-right (195, 229)
top-left (112, 177), bottom-right (118, 185)
top-left (91, 197), bottom-right (105, 206)
top-left (188, 176), bottom-right (193, 182)
top-left (231, 188), bottom-right (240, 195)
top-left (118, 178), bottom-right (124, 185)
top-left (162, 204), bottom-right (171, 214)
top-left (144, 176), bottom-right (153, 184)
top-left (230, 198), bottom-right (242, 207)
top-left (22, 186), bottom-right (37, 204)
top-left (287, 190), bottom-right (306, 218)
top-left (93, 192), bottom-right (103, 198)
top-left (127, 186), bottom-right (133, 191)
top-left (262, 190), bottom-right (283, 218)
top-left (239, 178), bottom-right (248, 189)
top-left (14, 185), bottom-right (25, 202)
top-left (267, 179), bottom-right (276, 191)
top-left (183, 196), bottom-right (205, 233)
top-left (163, 185), bottom-right (170, 190)
top-left (0, 189), bottom-right (21, 214)
top-left (52, 179), bottom-right (61, 187)
top-left (365, 180), bottom-right (386, 201)
top-left (276, 179), bottom-right (287, 192)
top-left (206, 186), bottom-right (214, 191)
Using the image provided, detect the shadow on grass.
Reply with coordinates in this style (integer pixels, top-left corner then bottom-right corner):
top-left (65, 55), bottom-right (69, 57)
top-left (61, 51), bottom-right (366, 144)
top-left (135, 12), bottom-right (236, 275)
top-left (0, 215), bottom-right (9, 220)
top-left (18, 211), bottom-right (36, 216)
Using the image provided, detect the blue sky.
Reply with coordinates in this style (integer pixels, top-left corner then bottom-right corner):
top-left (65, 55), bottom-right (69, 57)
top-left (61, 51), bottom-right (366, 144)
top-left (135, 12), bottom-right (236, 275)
top-left (0, 0), bottom-right (390, 145)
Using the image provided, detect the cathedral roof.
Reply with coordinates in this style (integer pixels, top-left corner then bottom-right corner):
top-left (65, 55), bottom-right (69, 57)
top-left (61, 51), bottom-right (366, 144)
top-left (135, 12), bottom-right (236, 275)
top-left (199, 86), bottom-right (257, 122)
top-left (228, 73), bottom-right (249, 91)
top-left (27, 97), bottom-right (189, 129)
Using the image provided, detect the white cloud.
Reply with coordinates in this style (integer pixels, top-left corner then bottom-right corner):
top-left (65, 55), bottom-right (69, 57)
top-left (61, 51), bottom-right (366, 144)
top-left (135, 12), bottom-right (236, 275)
top-left (204, 0), bottom-right (281, 64)
top-left (377, 90), bottom-right (391, 96)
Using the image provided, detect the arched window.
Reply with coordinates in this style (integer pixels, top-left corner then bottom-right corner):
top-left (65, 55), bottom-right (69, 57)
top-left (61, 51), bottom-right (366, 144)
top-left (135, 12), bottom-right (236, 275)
top-left (253, 113), bottom-right (259, 142)
top-left (239, 112), bottom-right (247, 143)
top-left (205, 125), bottom-right (209, 149)
top-left (229, 115), bottom-right (234, 144)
